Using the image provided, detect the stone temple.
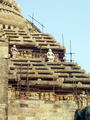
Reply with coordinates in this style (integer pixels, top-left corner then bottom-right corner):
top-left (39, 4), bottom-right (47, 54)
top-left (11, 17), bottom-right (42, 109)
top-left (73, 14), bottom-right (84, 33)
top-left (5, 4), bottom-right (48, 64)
top-left (0, 0), bottom-right (90, 120)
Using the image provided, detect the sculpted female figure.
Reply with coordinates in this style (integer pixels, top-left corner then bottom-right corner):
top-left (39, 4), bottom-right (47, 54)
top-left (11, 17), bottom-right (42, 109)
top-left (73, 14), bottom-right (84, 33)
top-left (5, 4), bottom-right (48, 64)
top-left (47, 48), bottom-right (55, 62)
top-left (11, 45), bottom-right (18, 58)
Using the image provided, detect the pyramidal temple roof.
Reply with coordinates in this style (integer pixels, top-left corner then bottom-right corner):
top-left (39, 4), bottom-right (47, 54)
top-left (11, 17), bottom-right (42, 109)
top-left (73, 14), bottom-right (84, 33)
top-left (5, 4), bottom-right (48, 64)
top-left (0, 0), bottom-right (90, 94)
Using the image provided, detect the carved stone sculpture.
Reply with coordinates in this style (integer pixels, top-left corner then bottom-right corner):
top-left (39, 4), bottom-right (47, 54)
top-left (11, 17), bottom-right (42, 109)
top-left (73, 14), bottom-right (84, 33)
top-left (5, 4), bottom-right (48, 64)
top-left (11, 45), bottom-right (18, 58)
top-left (80, 91), bottom-right (87, 108)
top-left (47, 49), bottom-right (55, 62)
top-left (57, 78), bottom-right (64, 86)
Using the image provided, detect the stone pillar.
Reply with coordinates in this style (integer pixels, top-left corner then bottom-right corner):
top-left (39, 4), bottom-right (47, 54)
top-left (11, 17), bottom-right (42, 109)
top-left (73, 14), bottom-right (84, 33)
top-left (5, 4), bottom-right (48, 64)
top-left (0, 59), bottom-right (8, 120)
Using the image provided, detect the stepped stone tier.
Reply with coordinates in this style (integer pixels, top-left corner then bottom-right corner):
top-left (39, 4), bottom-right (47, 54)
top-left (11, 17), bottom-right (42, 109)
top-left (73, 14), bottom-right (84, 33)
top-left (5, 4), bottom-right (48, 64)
top-left (0, 0), bottom-right (90, 120)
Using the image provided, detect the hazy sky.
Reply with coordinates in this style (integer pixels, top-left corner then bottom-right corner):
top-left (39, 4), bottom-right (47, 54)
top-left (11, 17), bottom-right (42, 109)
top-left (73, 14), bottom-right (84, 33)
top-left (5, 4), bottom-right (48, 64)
top-left (16, 0), bottom-right (90, 73)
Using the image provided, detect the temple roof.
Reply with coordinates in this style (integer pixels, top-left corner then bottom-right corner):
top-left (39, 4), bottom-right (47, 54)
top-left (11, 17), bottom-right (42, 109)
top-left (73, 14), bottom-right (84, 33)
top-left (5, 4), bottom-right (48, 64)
top-left (0, 0), bottom-right (90, 94)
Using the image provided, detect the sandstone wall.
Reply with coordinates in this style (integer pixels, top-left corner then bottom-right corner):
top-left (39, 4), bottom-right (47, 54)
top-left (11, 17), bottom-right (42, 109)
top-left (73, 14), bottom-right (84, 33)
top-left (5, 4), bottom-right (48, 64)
top-left (8, 99), bottom-right (77, 120)
top-left (0, 59), bottom-right (8, 120)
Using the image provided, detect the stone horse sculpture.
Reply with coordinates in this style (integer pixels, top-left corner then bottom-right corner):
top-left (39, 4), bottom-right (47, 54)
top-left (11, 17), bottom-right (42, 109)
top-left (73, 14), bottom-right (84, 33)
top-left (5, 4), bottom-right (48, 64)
top-left (74, 106), bottom-right (90, 120)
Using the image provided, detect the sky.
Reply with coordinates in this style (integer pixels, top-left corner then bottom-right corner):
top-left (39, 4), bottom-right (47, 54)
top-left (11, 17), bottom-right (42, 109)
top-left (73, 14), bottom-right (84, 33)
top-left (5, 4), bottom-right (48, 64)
top-left (16, 0), bottom-right (90, 73)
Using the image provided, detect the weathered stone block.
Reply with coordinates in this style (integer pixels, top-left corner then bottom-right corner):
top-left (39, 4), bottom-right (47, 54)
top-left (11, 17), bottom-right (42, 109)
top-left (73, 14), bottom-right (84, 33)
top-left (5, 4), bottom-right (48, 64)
top-left (0, 45), bottom-right (8, 58)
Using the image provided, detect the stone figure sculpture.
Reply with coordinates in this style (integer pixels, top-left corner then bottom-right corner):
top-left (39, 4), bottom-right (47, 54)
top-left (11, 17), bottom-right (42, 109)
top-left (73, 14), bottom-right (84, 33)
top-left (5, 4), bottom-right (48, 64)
top-left (11, 45), bottom-right (18, 58)
top-left (80, 91), bottom-right (87, 108)
top-left (47, 48), bottom-right (55, 62)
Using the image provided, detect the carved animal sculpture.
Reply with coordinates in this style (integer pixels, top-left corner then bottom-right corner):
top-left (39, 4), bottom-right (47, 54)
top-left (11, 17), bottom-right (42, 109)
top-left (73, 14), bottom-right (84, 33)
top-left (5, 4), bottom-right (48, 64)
top-left (74, 106), bottom-right (90, 120)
